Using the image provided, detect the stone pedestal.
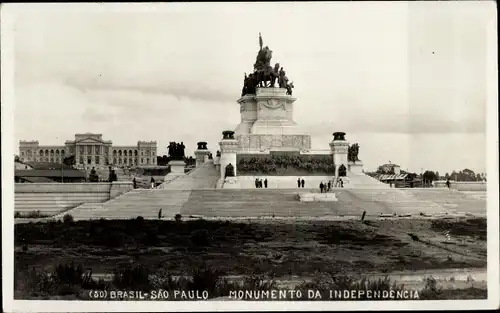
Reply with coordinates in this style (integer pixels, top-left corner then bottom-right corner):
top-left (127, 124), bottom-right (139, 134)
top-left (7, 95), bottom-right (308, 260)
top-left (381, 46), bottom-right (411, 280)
top-left (330, 132), bottom-right (349, 179)
top-left (234, 87), bottom-right (311, 152)
top-left (219, 131), bottom-right (239, 178)
top-left (348, 161), bottom-right (364, 174)
top-left (165, 160), bottom-right (186, 181)
top-left (194, 150), bottom-right (210, 167)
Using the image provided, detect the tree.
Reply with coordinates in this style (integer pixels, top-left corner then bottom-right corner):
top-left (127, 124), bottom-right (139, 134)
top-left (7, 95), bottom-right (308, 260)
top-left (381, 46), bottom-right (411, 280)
top-left (422, 170), bottom-right (438, 184)
top-left (435, 171), bottom-right (440, 180)
top-left (444, 173), bottom-right (450, 180)
top-left (63, 155), bottom-right (76, 167)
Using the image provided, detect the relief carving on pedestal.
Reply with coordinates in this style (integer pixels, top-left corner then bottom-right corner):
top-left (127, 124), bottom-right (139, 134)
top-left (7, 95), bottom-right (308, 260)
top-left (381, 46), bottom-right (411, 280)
top-left (262, 99), bottom-right (285, 110)
top-left (282, 135), bottom-right (294, 147)
top-left (261, 135), bottom-right (272, 148)
top-left (239, 135), bottom-right (250, 148)
top-left (249, 136), bottom-right (260, 149)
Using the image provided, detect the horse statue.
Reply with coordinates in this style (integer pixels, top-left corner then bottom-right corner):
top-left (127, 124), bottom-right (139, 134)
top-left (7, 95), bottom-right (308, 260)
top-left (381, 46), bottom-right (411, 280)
top-left (285, 81), bottom-right (294, 95)
top-left (257, 63), bottom-right (280, 87)
top-left (348, 143), bottom-right (360, 162)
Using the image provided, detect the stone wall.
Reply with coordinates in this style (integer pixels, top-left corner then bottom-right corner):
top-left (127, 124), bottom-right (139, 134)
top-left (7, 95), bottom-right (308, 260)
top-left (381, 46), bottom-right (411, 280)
top-left (15, 182), bottom-right (133, 214)
top-left (450, 181), bottom-right (487, 191)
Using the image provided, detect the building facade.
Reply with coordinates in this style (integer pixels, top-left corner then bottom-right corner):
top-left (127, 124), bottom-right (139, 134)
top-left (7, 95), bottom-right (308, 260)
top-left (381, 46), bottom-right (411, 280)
top-left (19, 133), bottom-right (157, 168)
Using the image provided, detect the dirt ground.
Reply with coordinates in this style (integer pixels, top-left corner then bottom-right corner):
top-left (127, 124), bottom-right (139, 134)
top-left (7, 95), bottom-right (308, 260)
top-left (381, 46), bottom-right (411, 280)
top-left (14, 217), bottom-right (487, 277)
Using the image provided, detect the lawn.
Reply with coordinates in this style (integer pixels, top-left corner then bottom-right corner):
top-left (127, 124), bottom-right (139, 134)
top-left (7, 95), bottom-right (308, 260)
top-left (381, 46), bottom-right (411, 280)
top-left (14, 217), bottom-right (487, 300)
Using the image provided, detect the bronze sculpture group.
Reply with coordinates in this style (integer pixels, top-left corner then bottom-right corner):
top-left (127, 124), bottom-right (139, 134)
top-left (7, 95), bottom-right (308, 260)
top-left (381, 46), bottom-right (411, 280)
top-left (241, 33), bottom-right (294, 97)
top-left (167, 141), bottom-right (186, 160)
top-left (348, 143), bottom-right (360, 163)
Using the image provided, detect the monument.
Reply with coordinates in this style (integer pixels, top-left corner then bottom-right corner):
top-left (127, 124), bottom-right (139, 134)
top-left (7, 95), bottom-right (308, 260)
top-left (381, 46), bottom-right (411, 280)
top-left (165, 141), bottom-right (187, 181)
top-left (217, 34), bottom-right (369, 188)
top-left (194, 141), bottom-right (211, 167)
top-left (235, 33), bottom-right (310, 153)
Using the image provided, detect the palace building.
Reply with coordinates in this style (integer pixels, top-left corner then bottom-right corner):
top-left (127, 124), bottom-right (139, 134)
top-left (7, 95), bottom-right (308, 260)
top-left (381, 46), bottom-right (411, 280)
top-left (18, 133), bottom-right (157, 168)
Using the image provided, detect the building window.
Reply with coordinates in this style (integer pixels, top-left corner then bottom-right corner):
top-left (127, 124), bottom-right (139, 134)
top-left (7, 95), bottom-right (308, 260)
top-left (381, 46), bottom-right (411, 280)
top-left (141, 158), bottom-right (144, 163)
top-left (87, 157), bottom-right (92, 164)
top-left (118, 150), bottom-right (122, 157)
top-left (113, 157), bottom-right (117, 164)
top-left (79, 156), bottom-right (84, 164)
top-left (95, 156), bottom-right (100, 165)
top-left (61, 150), bottom-right (65, 155)
top-left (80, 146), bottom-right (84, 154)
top-left (56, 150), bottom-right (59, 156)
top-left (134, 150), bottom-right (138, 156)
top-left (21, 152), bottom-right (25, 156)
top-left (146, 158), bottom-right (150, 164)
top-left (118, 158), bottom-right (122, 164)
top-left (95, 145), bottom-right (100, 155)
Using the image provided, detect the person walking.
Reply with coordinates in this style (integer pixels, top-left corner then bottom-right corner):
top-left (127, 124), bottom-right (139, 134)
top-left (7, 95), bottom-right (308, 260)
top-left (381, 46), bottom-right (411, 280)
top-left (255, 178), bottom-right (259, 188)
top-left (301, 179), bottom-right (305, 188)
top-left (133, 177), bottom-right (137, 189)
top-left (150, 177), bottom-right (155, 189)
top-left (158, 208), bottom-right (163, 220)
top-left (340, 178), bottom-right (344, 188)
top-left (319, 182), bottom-right (324, 193)
top-left (264, 178), bottom-right (268, 188)
top-left (327, 181), bottom-right (331, 192)
top-left (297, 178), bottom-right (301, 188)
top-left (446, 179), bottom-right (451, 189)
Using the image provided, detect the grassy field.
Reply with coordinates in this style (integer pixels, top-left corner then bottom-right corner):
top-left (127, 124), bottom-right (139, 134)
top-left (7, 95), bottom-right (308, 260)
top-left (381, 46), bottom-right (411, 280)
top-left (14, 217), bottom-right (487, 300)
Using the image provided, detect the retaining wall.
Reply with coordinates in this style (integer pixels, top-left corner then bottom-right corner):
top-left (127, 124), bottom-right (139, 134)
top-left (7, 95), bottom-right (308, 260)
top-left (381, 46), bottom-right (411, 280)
top-left (15, 182), bottom-right (133, 215)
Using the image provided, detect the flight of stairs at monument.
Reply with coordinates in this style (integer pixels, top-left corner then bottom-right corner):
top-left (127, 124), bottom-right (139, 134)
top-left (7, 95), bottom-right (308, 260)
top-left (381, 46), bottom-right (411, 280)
top-left (160, 163), bottom-right (219, 190)
top-left (403, 189), bottom-right (487, 213)
top-left (346, 189), bottom-right (486, 215)
top-left (181, 189), bottom-right (363, 217)
top-left (347, 173), bottom-right (390, 189)
top-left (224, 176), bottom-right (334, 189)
top-left (58, 187), bottom-right (486, 221)
top-left (58, 188), bottom-right (192, 220)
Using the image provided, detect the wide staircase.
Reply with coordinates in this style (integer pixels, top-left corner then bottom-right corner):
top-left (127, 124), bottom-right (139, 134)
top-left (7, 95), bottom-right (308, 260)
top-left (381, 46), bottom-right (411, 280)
top-left (181, 189), bottom-right (386, 217)
top-left (59, 162), bottom-right (219, 220)
top-left (347, 173), bottom-right (390, 189)
top-left (159, 162), bottom-right (219, 190)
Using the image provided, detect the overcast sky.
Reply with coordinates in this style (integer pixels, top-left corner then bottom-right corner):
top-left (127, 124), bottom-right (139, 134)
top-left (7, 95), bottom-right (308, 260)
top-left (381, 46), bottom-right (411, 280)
top-left (8, 2), bottom-right (495, 174)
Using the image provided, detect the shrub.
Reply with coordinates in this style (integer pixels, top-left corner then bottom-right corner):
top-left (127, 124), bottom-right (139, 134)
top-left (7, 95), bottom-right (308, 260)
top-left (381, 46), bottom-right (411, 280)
top-left (190, 229), bottom-right (210, 246)
top-left (190, 267), bottom-right (222, 293)
top-left (63, 214), bottom-right (74, 224)
top-left (54, 262), bottom-right (84, 285)
top-left (242, 273), bottom-right (277, 290)
top-left (175, 214), bottom-right (182, 222)
top-left (113, 265), bottom-right (151, 291)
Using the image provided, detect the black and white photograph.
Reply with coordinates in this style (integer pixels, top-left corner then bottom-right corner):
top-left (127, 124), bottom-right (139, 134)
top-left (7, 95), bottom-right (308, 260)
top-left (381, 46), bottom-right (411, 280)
top-left (1, 1), bottom-right (498, 311)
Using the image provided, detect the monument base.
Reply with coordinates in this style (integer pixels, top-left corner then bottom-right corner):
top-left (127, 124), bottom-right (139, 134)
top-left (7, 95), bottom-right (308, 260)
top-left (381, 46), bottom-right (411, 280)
top-left (165, 160), bottom-right (186, 181)
top-left (348, 161), bottom-right (364, 174)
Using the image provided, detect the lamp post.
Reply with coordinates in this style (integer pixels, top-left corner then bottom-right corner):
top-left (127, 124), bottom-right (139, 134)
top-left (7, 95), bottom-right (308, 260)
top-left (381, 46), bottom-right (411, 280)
top-left (421, 168), bottom-right (424, 188)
